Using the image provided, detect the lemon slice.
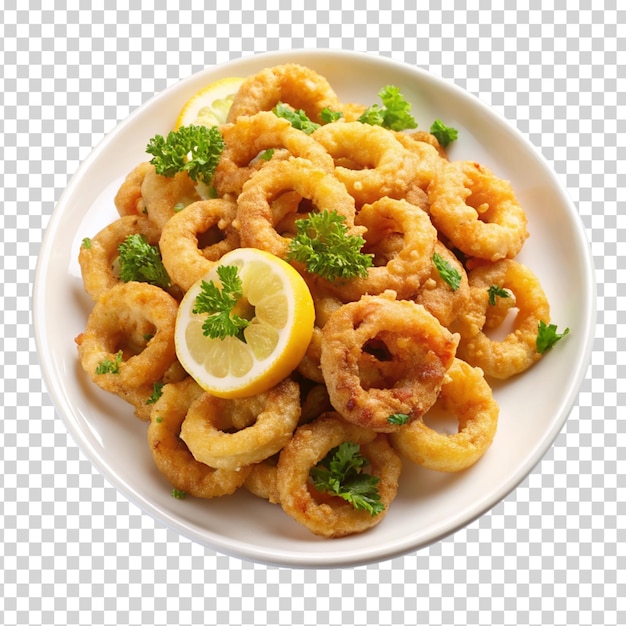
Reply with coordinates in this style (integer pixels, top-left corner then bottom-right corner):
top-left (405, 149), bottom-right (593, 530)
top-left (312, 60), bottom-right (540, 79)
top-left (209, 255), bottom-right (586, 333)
top-left (174, 76), bottom-right (245, 129)
top-left (175, 248), bottom-right (315, 398)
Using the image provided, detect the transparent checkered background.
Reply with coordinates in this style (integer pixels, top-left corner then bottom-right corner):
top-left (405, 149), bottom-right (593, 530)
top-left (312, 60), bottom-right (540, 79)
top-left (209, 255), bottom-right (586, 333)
top-left (1, 2), bottom-right (623, 625)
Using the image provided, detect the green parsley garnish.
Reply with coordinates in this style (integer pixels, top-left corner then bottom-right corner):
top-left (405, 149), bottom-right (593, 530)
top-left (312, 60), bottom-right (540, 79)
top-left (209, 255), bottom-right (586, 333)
top-left (117, 233), bottom-right (171, 290)
top-left (259, 148), bottom-right (275, 161)
top-left (320, 107), bottom-right (343, 123)
top-left (358, 85), bottom-right (417, 131)
top-left (286, 210), bottom-right (373, 282)
top-left (81, 237), bottom-right (92, 249)
top-left (273, 102), bottom-right (320, 134)
top-left (430, 119), bottom-right (459, 147)
top-left (310, 441), bottom-right (384, 516)
top-left (146, 381), bottom-right (164, 405)
top-left (387, 413), bottom-right (410, 425)
top-left (536, 321), bottom-right (570, 354)
top-left (171, 488), bottom-right (187, 500)
top-left (146, 124), bottom-right (225, 184)
top-left (95, 350), bottom-right (123, 375)
top-left (432, 252), bottom-right (461, 291)
top-left (192, 264), bottom-right (250, 341)
top-left (488, 285), bottom-right (511, 306)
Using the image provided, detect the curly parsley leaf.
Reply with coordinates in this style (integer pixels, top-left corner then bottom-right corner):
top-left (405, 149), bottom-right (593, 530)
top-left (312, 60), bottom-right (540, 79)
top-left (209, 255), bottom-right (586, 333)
top-left (95, 350), bottom-right (123, 375)
top-left (358, 85), bottom-right (417, 131)
top-left (146, 124), bottom-right (225, 184)
top-left (320, 106), bottom-right (343, 123)
top-left (192, 265), bottom-right (250, 341)
top-left (430, 119), bottom-right (459, 147)
top-left (536, 321), bottom-right (570, 354)
top-left (117, 234), bottom-right (171, 289)
top-left (387, 413), bottom-right (410, 425)
top-left (286, 210), bottom-right (373, 282)
top-left (432, 252), bottom-right (461, 291)
top-left (487, 284), bottom-right (511, 306)
top-left (273, 102), bottom-right (320, 134)
top-left (310, 441), bottom-right (384, 516)
top-left (171, 488), bottom-right (187, 500)
top-left (81, 237), bottom-right (92, 249)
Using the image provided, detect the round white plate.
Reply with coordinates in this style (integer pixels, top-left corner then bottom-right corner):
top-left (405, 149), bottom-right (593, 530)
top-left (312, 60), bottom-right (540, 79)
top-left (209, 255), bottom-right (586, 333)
top-left (33, 49), bottom-right (595, 568)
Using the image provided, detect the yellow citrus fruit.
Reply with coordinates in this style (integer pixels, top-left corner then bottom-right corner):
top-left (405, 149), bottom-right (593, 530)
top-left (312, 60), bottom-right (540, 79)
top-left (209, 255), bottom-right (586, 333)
top-left (175, 248), bottom-right (315, 399)
top-left (174, 76), bottom-right (245, 129)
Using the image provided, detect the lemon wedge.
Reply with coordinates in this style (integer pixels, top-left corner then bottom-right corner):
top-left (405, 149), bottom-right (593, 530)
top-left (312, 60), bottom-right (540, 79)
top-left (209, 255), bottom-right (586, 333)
top-left (175, 248), bottom-right (315, 398)
top-left (174, 76), bottom-right (245, 129)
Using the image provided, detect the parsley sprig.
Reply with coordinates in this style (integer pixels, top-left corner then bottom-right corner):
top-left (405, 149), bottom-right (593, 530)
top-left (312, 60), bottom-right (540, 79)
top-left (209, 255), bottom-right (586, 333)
top-left (310, 441), bottom-right (384, 516)
top-left (487, 285), bottom-right (511, 306)
top-left (358, 85), bottom-right (417, 131)
top-left (117, 234), bottom-right (171, 289)
top-left (146, 124), bottom-right (225, 184)
top-left (432, 252), bottom-right (461, 291)
top-left (192, 265), bottom-right (250, 341)
top-left (273, 102), bottom-right (320, 134)
top-left (95, 350), bottom-right (123, 375)
top-left (536, 321), bottom-right (570, 354)
top-left (286, 210), bottom-right (373, 282)
top-left (430, 119), bottom-right (459, 147)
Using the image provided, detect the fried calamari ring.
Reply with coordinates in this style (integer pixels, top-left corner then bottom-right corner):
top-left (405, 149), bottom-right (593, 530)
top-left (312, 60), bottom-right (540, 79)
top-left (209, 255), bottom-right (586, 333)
top-left (312, 122), bottom-right (438, 205)
top-left (180, 379), bottom-right (301, 470)
top-left (141, 164), bottom-right (201, 232)
top-left (414, 241), bottom-right (470, 328)
top-left (397, 130), bottom-right (449, 161)
top-left (213, 111), bottom-right (334, 196)
top-left (159, 198), bottom-right (240, 291)
top-left (244, 455), bottom-right (281, 504)
top-left (320, 292), bottom-right (459, 433)
top-left (226, 63), bottom-right (342, 124)
top-left (390, 358), bottom-right (498, 472)
top-left (75, 281), bottom-right (178, 393)
top-left (296, 290), bottom-right (343, 383)
top-left (276, 412), bottom-right (401, 538)
top-left (235, 157), bottom-right (359, 259)
top-left (455, 259), bottom-right (550, 379)
top-left (78, 215), bottom-right (162, 301)
top-left (114, 161), bottom-right (152, 217)
top-left (428, 160), bottom-right (528, 261)
top-left (327, 197), bottom-right (437, 302)
top-left (148, 378), bottom-right (252, 497)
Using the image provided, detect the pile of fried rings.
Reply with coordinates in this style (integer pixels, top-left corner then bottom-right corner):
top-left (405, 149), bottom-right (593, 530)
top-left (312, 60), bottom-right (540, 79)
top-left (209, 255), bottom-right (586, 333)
top-left (75, 64), bottom-right (552, 539)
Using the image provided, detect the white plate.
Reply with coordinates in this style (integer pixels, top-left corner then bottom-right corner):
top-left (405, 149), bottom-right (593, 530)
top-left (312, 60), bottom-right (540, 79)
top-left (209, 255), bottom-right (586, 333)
top-left (33, 50), bottom-right (595, 568)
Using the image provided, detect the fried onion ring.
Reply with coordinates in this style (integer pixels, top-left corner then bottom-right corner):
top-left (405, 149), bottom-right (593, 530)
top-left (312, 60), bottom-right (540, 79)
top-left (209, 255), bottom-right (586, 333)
top-left (390, 358), bottom-right (498, 472)
top-left (276, 412), bottom-right (401, 538)
top-left (235, 157), bottom-right (359, 259)
top-left (148, 378), bottom-right (252, 497)
top-left (180, 379), bottom-right (301, 470)
top-left (75, 281), bottom-right (178, 393)
top-left (78, 215), bottom-right (162, 301)
top-left (320, 292), bottom-right (459, 433)
top-left (213, 111), bottom-right (334, 196)
top-left (455, 259), bottom-right (550, 379)
top-left (159, 198), bottom-right (240, 291)
top-left (226, 63), bottom-right (342, 124)
top-left (428, 160), bottom-right (528, 261)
